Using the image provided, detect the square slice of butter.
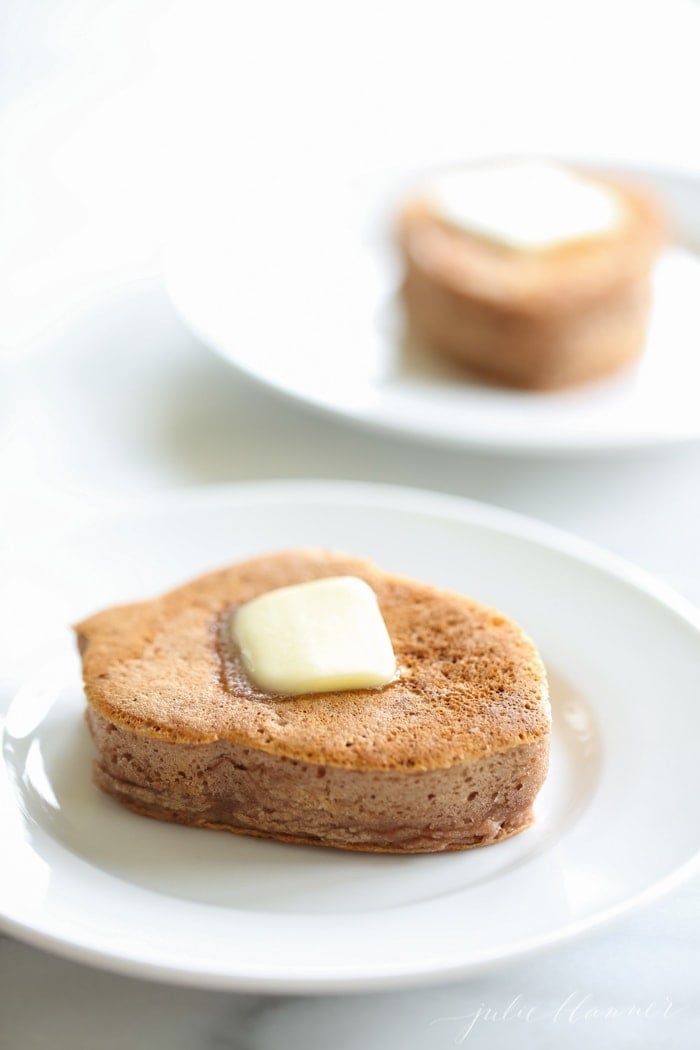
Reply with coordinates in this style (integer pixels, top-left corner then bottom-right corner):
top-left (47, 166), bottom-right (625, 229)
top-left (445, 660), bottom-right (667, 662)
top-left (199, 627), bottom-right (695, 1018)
top-left (427, 159), bottom-right (623, 251)
top-left (231, 576), bottom-right (396, 695)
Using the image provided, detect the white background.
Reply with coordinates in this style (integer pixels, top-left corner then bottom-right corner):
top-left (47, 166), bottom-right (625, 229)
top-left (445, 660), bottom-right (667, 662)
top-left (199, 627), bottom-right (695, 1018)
top-left (1, 2), bottom-right (699, 1048)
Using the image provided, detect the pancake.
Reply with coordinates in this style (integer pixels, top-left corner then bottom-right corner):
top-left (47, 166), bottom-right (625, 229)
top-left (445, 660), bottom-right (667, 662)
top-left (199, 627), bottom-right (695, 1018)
top-left (397, 165), bottom-right (666, 390)
top-left (76, 549), bottom-right (550, 853)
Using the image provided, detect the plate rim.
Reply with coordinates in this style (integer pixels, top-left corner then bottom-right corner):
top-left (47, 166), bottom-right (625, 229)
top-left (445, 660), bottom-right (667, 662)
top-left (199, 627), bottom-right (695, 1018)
top-left (1, 478), bottom-right (699, 993)
top-left (165, 160), bottom-right (700, 457)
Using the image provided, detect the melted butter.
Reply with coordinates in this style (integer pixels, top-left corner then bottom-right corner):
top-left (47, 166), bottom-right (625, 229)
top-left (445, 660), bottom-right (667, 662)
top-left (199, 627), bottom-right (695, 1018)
top-left (229, 576), bottom-right (396, 696)
top-left (427, 159), bottom-right (623, 250)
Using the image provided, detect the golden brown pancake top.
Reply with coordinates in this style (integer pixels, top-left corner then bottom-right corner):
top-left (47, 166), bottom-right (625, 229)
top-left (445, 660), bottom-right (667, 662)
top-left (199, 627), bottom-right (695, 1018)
top-left (398, 171), bottom-right (666, 317)
top-left (76, 549), bottom-right (549, 772)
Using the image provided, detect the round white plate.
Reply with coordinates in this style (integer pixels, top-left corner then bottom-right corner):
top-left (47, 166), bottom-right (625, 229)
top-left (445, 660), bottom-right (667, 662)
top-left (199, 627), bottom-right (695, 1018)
top-left (1, 480), bottom-right (699, 991)
top-left (166, 163), bottom-right (700, 455)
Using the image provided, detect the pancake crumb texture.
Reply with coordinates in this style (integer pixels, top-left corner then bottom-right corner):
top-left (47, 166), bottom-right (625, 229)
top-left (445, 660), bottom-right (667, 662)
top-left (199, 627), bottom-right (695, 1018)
top-left (76, 549), bottom-right (550, 853)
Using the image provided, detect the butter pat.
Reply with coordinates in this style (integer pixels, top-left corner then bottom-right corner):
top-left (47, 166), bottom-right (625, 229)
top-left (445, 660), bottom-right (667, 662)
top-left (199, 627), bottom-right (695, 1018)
top-left (428, 159), bottom-right (623, 251)
top-left (231, 576), bottom-right (396, 695)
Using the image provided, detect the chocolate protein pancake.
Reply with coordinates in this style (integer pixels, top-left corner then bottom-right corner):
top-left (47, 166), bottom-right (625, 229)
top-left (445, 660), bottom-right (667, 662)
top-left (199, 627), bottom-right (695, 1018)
top-left (76, 549), bottom-right (550, 853)
top-left (397, 166), bottom-right (666, 390)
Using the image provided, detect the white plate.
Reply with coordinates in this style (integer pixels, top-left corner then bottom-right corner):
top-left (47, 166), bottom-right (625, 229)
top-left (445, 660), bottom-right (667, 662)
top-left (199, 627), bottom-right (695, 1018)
top-left (166, 162), bottom-right (700, 455)
top-left (1, 480), bottom-right (699, 991)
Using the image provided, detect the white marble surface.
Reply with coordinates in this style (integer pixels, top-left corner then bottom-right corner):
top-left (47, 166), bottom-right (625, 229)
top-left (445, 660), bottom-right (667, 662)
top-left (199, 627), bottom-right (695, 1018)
top-left (2, 1), bottom-right (700, 1045)
top-left (0, 888), bottom-right (697, 1050)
